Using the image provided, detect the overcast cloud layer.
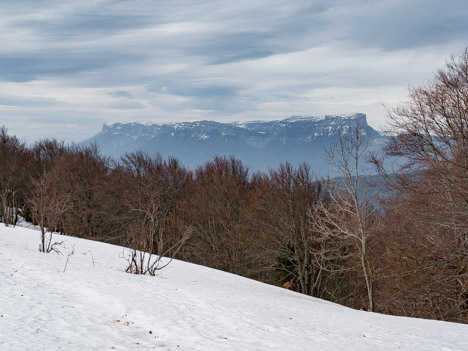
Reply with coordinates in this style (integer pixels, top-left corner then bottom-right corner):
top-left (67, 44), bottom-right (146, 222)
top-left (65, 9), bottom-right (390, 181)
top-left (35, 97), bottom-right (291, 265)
top-left (1, 0), bottom-right (468, 142)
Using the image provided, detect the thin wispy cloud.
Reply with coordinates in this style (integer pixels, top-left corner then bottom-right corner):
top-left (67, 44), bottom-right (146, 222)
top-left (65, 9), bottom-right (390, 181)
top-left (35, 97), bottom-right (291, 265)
top-left (0, 0), bottom-right (467, 142)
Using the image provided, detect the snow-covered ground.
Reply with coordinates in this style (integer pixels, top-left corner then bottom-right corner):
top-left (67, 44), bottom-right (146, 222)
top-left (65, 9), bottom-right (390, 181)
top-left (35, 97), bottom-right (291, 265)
top-left (1, 225), bottom-right (468, 351)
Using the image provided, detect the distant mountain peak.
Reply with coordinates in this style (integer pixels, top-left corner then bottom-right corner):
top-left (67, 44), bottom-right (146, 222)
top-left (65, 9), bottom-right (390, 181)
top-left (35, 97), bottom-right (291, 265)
top-left (87, 113), bottom-right (383, 173)
top-left (102, 113), bottom-right (368, 132)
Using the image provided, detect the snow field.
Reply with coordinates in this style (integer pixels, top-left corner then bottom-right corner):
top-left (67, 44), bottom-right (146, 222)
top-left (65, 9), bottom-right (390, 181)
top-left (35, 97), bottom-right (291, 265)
top-left (1, 225), bottom-right (468, 350)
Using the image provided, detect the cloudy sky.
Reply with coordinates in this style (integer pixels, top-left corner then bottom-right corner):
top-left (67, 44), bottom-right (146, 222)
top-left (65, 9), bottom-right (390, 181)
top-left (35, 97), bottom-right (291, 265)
top-left (1, 0), bottom-right (467, 142)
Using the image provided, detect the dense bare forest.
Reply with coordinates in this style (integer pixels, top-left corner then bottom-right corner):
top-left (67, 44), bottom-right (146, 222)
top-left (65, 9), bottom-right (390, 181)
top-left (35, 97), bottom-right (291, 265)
top-left (2, 49), bottom-right (468, 324)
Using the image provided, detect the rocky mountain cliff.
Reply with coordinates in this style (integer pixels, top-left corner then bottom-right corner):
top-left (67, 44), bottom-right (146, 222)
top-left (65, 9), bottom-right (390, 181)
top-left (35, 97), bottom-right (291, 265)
top-left (83, 113), bottom-right (386, 174)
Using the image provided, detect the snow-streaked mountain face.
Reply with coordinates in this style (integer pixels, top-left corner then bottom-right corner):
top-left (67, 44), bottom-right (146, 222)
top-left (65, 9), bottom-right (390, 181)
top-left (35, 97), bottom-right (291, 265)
top-left (2, 225), bottom-right (468, 350)
top-left (84, 114), bottom-right (385, 173)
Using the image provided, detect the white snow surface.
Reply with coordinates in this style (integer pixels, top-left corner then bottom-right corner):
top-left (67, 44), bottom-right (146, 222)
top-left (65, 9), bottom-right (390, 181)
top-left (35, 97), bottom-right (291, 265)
top-left (1, 225), bottom-right (468, 351)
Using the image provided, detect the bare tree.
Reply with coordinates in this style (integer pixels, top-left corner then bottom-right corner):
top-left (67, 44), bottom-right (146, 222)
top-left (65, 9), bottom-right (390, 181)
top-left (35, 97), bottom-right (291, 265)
top-left (29, 171), bottom-right (71, 253)
top-left (372, 47), bottom-right (468, 321)
top-left (378, 48), bottom-right (468, 247)
top-left (311, 124), bottom-right (377, 311)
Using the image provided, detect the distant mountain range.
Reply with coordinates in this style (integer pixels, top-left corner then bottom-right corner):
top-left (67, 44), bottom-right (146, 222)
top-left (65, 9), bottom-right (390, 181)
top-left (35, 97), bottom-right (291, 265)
top-left (83, 113), bottom-right (387, 174)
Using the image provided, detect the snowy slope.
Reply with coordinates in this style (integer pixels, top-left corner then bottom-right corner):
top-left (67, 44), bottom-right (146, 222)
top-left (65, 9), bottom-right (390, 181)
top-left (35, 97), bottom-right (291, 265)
top-left (1, 225), bottom-right (468, 351)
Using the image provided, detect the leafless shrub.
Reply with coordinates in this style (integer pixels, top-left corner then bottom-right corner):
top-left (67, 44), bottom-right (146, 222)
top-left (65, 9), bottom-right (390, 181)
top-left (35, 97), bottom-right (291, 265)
top-left (123, 226), bottom-right (192, 275)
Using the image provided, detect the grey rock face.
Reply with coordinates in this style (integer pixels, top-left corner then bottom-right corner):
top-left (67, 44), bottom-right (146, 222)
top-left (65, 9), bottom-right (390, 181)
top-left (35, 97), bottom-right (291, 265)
top-left (83, 113), bottom-right (385, 174)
